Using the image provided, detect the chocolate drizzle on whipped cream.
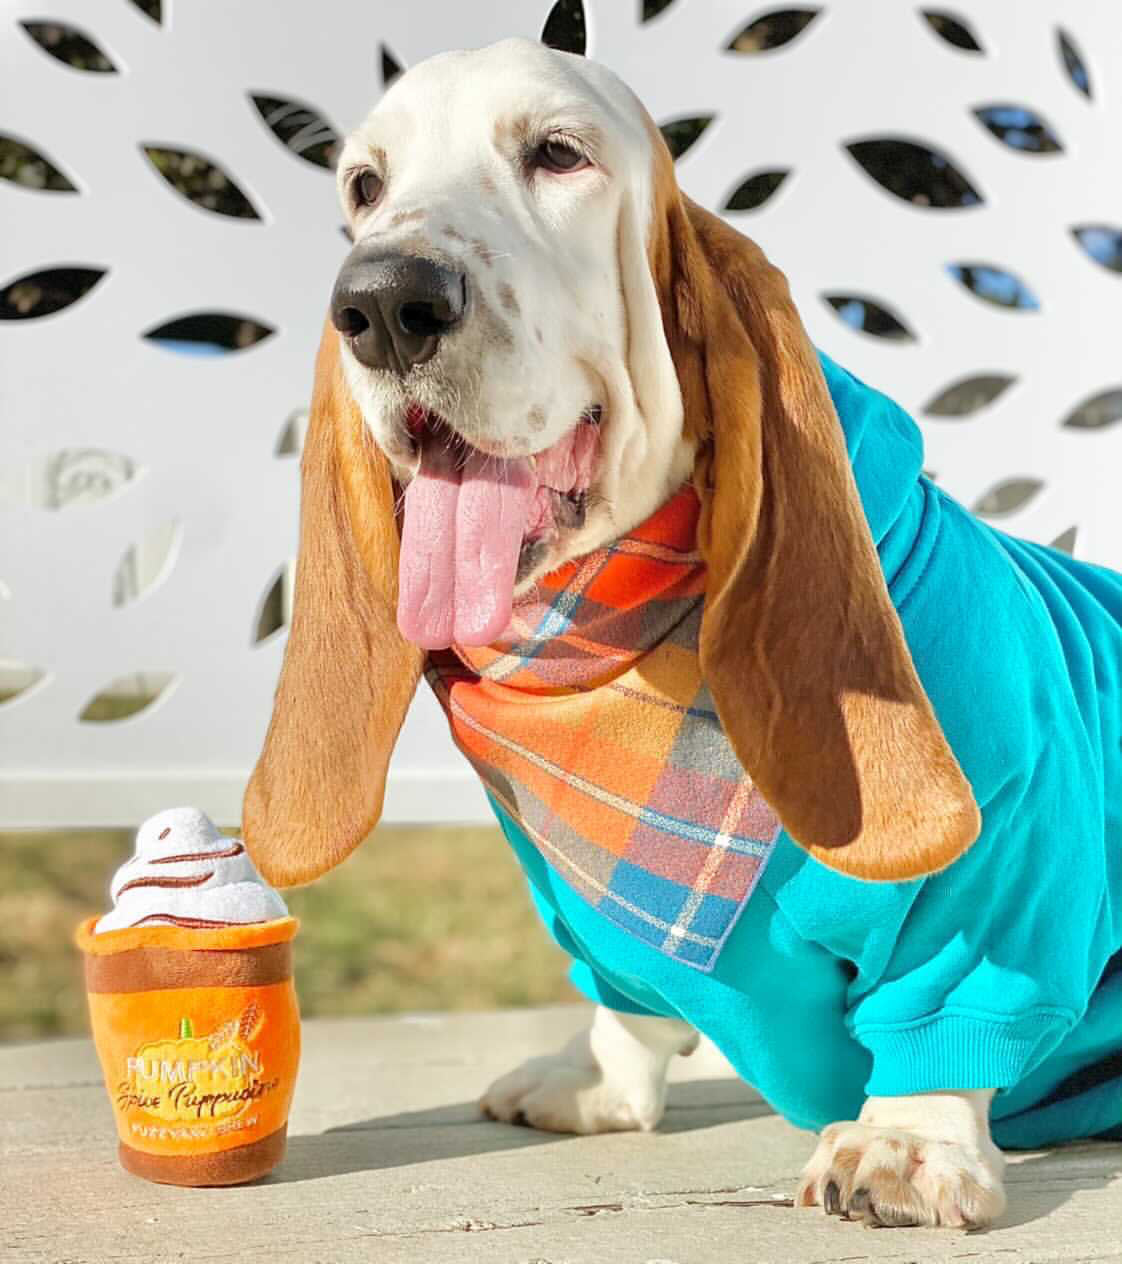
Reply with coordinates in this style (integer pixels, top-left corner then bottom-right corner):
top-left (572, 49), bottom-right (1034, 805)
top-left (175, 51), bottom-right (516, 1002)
top-left (94, 807), bottom-right (287, 934)
top-left (129, 913), bottom-right (241, 930)
top-left (116, 872), bottom-right (213, 895)
top-left (151, 841), bottom-right (245, 865)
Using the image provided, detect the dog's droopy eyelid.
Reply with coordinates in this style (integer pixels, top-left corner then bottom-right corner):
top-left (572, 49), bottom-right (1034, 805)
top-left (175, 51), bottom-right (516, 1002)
top-left (520, 130), bottom-right (605, 182)
top-left (344, 165), bottom-right (385, 213)
top-left (534, 138), bottom-right (590, 173)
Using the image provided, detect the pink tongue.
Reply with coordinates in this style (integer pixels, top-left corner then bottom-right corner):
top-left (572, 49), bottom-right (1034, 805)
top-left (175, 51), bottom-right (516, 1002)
top-left (399, 444), bottom-right (535, 649)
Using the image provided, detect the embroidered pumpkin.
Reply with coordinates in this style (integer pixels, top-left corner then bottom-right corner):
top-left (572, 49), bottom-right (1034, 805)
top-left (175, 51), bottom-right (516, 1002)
top-left (125, 1008), bottom-right (267, 1124)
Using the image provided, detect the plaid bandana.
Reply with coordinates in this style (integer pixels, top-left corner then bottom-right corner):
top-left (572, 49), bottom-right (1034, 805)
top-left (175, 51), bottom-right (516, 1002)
top-left (425, 485), bottom-right (780, 971)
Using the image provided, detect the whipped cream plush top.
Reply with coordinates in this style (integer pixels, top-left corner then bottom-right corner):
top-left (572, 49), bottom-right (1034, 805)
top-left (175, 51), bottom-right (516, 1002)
top-left (94, 806), bottom-right (288, 933)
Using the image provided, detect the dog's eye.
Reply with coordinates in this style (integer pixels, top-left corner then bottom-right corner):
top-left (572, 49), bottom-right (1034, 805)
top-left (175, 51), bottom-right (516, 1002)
top-left (354, 169), bottom-right (384, 208)
top-left (535, 139), bottom-right (589, 174)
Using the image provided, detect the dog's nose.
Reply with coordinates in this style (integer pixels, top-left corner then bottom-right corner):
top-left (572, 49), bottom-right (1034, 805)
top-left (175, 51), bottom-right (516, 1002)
top-left (330, 249), bottom-right (467, 372)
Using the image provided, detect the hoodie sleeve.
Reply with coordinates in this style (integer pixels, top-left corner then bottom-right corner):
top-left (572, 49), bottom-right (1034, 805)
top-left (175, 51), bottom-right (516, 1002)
top-left (772, 485), bottom-right (1116, 1099)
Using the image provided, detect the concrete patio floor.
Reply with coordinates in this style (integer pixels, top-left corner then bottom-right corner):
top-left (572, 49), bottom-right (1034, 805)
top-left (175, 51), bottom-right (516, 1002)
top-left (3, 1005), bottom-right (1120, 1264)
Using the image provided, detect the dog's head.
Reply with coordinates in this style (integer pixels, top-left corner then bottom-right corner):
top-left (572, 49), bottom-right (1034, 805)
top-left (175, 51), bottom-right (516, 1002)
top-left (331, 39), bottom-right (691, 647)
top-left (245, 39), bottom-right (978, 888)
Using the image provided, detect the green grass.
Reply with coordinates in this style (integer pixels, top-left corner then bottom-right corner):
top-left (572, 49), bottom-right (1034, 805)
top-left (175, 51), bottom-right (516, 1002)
top-left (0, 824), bottom-right (577, 1043)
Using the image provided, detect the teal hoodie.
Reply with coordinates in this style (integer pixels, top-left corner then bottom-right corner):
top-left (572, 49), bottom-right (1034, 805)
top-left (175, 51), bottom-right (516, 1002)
top-left (482, 353), bottom-right (1122, 1148)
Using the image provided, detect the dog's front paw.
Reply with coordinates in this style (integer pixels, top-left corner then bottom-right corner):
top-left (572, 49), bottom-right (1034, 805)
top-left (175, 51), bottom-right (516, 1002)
top-left (480, 1047), bottom-right (659, 1134)
top-left (796, 1121), bottom-right (1006, 1229)
top-left (480, 1009), bottom-right (695, 1135)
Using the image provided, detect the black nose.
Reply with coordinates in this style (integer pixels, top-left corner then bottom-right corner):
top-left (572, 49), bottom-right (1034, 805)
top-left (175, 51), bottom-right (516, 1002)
top-left (330, 249), bottom-right (467, 372)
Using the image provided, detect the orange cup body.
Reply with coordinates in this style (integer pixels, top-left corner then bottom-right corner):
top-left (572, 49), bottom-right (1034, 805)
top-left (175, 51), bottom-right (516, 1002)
top-left (75, 915), bottom-right (300, 1186)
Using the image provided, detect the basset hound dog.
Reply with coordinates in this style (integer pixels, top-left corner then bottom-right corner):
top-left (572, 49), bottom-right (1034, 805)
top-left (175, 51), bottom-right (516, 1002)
top-left (244, 39), bottom-right (1122, 1229)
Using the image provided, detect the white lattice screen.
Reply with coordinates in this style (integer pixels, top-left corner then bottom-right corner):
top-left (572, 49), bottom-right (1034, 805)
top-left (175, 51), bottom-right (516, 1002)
top-left (2, 0), bottom-right (1120, 827)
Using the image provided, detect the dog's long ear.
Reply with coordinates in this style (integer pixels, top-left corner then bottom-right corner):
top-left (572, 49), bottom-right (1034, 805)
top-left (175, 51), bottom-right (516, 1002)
top-left (647, 149), bottom-right (979, 881)
top-left (243, 321), bottom-right (423, 886)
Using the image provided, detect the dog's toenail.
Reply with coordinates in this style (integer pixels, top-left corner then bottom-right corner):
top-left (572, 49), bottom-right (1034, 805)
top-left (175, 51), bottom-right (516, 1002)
top-left (824, 1180), bottom-right (841, 1214)
top-left (511, 1109), bottom-right (528, 1127)
top-left (849, 1187), bottom-right (871, 1214)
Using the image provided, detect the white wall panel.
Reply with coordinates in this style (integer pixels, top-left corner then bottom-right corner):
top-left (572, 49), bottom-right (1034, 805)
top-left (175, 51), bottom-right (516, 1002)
top-left (2, 0), bottom-right (1118, 826)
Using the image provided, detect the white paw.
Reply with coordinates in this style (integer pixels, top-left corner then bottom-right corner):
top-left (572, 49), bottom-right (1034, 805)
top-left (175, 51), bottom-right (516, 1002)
top-left (796, 1121), bottom-right (1007, 1229)
top-left (480, 1048), bottom-right (659, 1134)
top-left (480, 1009), bottom-right (696, 1135)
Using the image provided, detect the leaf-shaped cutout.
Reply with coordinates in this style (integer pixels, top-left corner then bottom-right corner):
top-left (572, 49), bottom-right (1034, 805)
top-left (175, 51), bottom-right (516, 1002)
top-left (143, 313), bottom-right (274, 354)
top-left (20, 21), bottom-right (117, 72)
top-left (659, 115), bottom-right (715, 161)
top-left (974, 105), bottom-right (1062, 154)
top-left (1058, 29), bottom-right (1091, 98)
top-left (0, 661), bottom-right (47, 707)
top-left (972, 478), bottom-right (1043, 518)
top-left (79, 673), bottom-right (176, 723)
top-left (128, 0), bottom-right (162, 24)
top-left (0, 134), bottom-right (78, 192)
top-left (1071, 225), bottom-right (1122, 274)
top-left (253, 563), bottom-right (295, 645)
top-left (0, 266), bottom-right (106, 320)
top-left (251, 95), bottom-right (340, 170)
top-left (845, 139), bottom-right (982, 208)
top-left (541, 0), bottom-right (587, 54)
top-left (823, 294), bottom-right (915, 341)
top-left (44, 448), bottom-right (141, 509)
top-left (924, 373), bottom-right (1016, 417)
top-left (726, 8), bottom-right (820, 52)
top-left (642, 0), bottom-right (678, 20)
top-left (1061, 388), bottom-right (1122, 430)
top-left (276, 410), bottom-right (308, 457)
top-left (381, 44), bottom-right (404, 88)
top-left (921, 11), bottom-right (983, 53)
top-left (946, 263), bottom-right (1040, 310)
top-left (724, 169), bottom-right (789, 211)
top-left (112, 520), bottom-right (182, 607)
top-left (142, 146), bottom-right (261, 219)
top-left (1050, 526), bottom-right (1078, 555)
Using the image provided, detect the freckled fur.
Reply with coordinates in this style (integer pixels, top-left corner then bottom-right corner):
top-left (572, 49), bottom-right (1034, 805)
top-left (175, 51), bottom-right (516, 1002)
top-left (390, 208), bottom-right (426, 227)
top-left (492, 113), bottom-right (531, 151)
top-left (498, 283), bottom-right (520, 315)
top-left (489, 316), bottom-right (514, 350)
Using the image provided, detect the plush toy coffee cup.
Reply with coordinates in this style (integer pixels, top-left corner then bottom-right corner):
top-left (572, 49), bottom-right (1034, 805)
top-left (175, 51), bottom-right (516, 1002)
top-left (77, 915), bottom-right (300, 1184)
top-left (76, 808), bottom-right (300, 1186)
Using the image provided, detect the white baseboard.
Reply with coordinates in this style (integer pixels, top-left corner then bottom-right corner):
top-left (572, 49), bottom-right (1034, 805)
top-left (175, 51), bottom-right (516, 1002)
top-left (0, 769), bottom-right (493, 829)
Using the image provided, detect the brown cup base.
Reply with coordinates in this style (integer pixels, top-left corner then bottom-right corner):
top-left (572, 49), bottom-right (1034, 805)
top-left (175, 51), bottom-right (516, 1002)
top-left (118, 1124), bottom-right (287, 1187)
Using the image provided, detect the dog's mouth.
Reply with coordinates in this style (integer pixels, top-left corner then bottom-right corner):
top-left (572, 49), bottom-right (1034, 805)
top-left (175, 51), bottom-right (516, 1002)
top-left (397, 405), bottom-right (601, 650)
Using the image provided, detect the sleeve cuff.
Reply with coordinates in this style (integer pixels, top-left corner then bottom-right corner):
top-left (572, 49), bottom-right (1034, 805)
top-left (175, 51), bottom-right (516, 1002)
top-left (567, 960), bottom-right (667, 1017)
top-left (856, 1009), bottom-right (1074, 1096)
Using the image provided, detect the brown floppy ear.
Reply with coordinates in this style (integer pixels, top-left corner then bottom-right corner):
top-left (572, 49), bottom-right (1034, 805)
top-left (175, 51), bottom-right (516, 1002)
top-left (243, 320), bottom-right (423, 886)
top-left (648, 152), bottom-right (979, 882)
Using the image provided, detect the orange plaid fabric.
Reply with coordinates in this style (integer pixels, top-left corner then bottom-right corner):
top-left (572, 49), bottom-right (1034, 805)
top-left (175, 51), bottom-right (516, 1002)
top-left (425, 485), bottom-right (780, 971)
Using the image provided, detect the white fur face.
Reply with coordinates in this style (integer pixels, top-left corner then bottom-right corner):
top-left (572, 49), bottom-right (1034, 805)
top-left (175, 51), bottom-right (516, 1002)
top-left (335, 37), bottom-right (692, 589)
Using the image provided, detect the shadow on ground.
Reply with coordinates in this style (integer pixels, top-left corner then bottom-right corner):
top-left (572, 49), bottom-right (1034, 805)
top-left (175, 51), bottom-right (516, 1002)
top-left (273, 1077), bottom-right (770, 1183)
top-left (999, 1141), bottom-right (1122, 1228)
top-left (273, 1083), bottom-right (1122, 1236)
